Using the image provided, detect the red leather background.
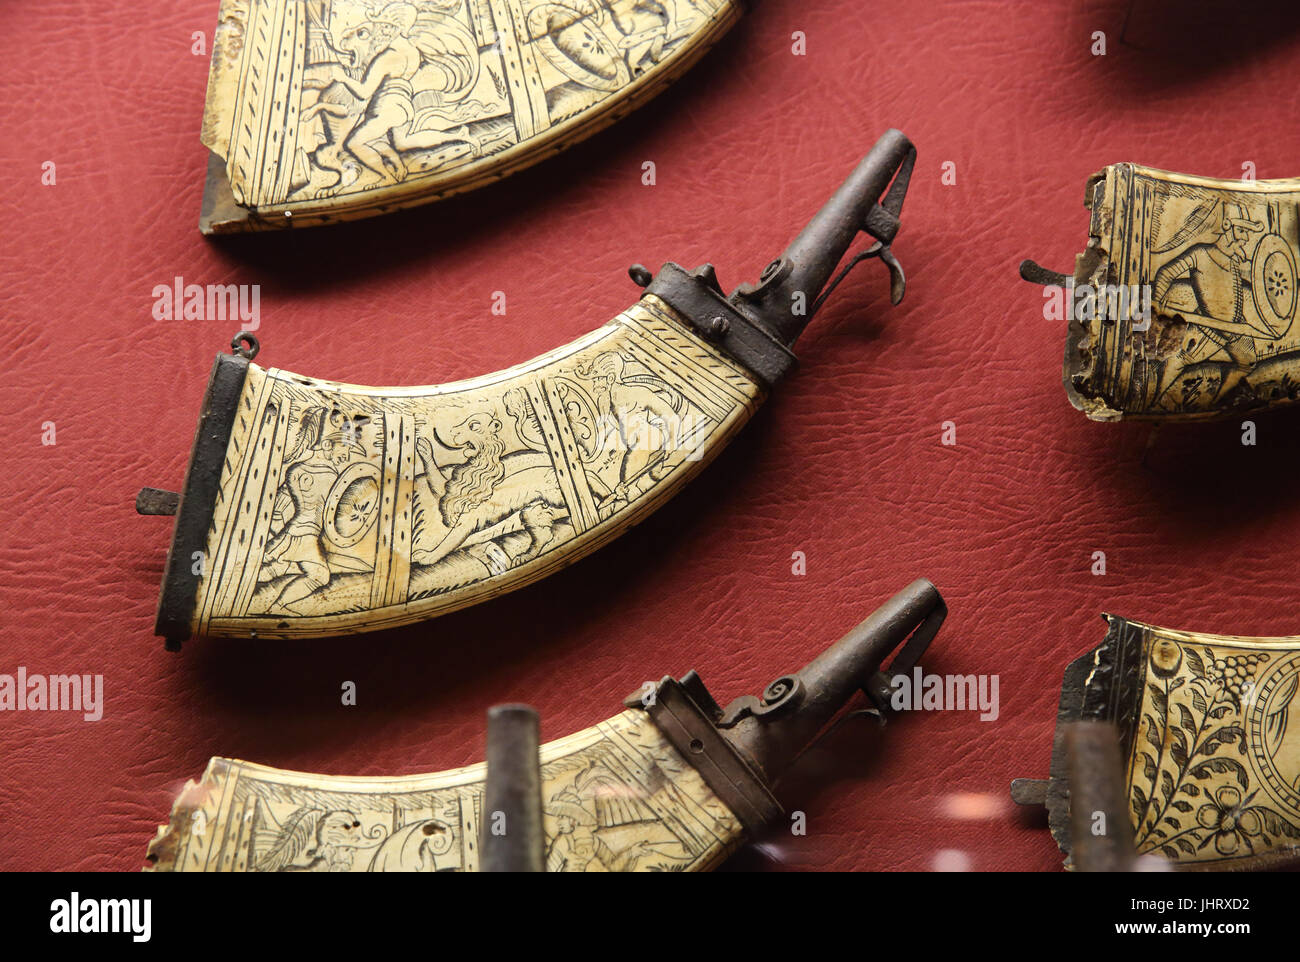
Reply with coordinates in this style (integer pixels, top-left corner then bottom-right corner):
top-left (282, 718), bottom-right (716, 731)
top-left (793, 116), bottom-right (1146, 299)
top-left (4, 0), bottom-right (1300, 872)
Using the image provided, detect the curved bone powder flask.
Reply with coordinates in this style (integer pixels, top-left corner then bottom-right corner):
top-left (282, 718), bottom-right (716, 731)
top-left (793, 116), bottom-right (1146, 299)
top-left (1022, 164), bottom-right (1300, 421)
top-left (1013, 615), bottom-right (1300, 870)
top-left (199, 0), bottom-right (745, 232)
top-left (144, 580), bottom-right (945, 872)
top-left (139, 131), bottom-right (917, 648)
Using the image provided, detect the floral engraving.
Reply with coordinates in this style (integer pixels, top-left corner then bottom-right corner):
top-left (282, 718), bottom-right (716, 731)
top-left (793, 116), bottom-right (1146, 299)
top-left (1130, 637), bottom-right (1300, 862)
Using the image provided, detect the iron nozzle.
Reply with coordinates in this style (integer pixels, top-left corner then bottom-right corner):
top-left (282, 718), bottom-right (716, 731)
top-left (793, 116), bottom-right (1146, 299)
top-left (634, 130), bottom-right (917, 389)
top-left (628, 580), bottom-right (946, 832)
top-left (729, 128), bottom-right (917, 347)
top-left (718, 578), bottom-right (946, 786)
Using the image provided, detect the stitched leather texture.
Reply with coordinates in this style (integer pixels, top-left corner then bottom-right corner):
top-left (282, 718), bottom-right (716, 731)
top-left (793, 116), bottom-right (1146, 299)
top-left (4, 0), bottom-right (1300, 871)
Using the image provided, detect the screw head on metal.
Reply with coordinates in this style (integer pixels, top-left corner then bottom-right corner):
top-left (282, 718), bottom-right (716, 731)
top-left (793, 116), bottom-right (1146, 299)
top-left (702, 315), bottom-right (730, 339)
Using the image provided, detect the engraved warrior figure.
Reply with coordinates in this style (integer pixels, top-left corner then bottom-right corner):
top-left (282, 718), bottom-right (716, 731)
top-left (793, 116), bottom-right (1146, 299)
top-left (579, 351), bottom-right (683, 508)
top-left (1152, 203), bottom-right (1267, 404)
top-left (260, 408), bottom-right (365, 613)
top-left (255, 808), bottom-right (367, 872)
top-left (603, 0), bottom-right (678, 74)
top-left (536, 1), bottom-right (683, 89)
top-left (544, 788), bottom-right (656, 872)
top-left (301, 0), bottom-right (485, 192)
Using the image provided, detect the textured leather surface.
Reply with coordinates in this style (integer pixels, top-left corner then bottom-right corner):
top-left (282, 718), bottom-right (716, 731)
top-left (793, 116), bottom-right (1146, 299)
top-left (5, 0), bottom-right (1300, 872)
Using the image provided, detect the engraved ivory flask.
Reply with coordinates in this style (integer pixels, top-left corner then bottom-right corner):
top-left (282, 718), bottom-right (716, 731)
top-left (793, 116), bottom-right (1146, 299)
top-left (145, 581), bottom-right (946, 872)
top-left (139, 131), bottom-right (918, 647)
top-left (1023, 164), bottom-right (1300, 421)
top-left (1015, 614), bottom-right (1300, 870)
top-left (199, 0), bottom-right (747, 232)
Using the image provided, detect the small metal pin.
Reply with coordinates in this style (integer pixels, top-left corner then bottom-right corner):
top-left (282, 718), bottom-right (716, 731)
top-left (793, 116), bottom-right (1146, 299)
top-left (1019, 259), bottom-right (1071, 288)
top-left (136, 488), bottom-right (180, 516)
top-left (1009, 778), bottom-right (1049, 807)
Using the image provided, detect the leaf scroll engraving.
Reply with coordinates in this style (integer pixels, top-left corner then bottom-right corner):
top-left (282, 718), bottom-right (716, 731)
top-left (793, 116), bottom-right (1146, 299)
top-left (1128, 637), bottom-right (1300, 863)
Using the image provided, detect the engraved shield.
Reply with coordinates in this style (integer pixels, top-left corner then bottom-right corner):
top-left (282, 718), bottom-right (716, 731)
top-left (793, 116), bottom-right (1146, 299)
top-left (1251, 233), bottom-right (1299, 339)
top-left (528, 3), bottom-right (631, 92)
top-left (324, 461), bottom-right (382, 548)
